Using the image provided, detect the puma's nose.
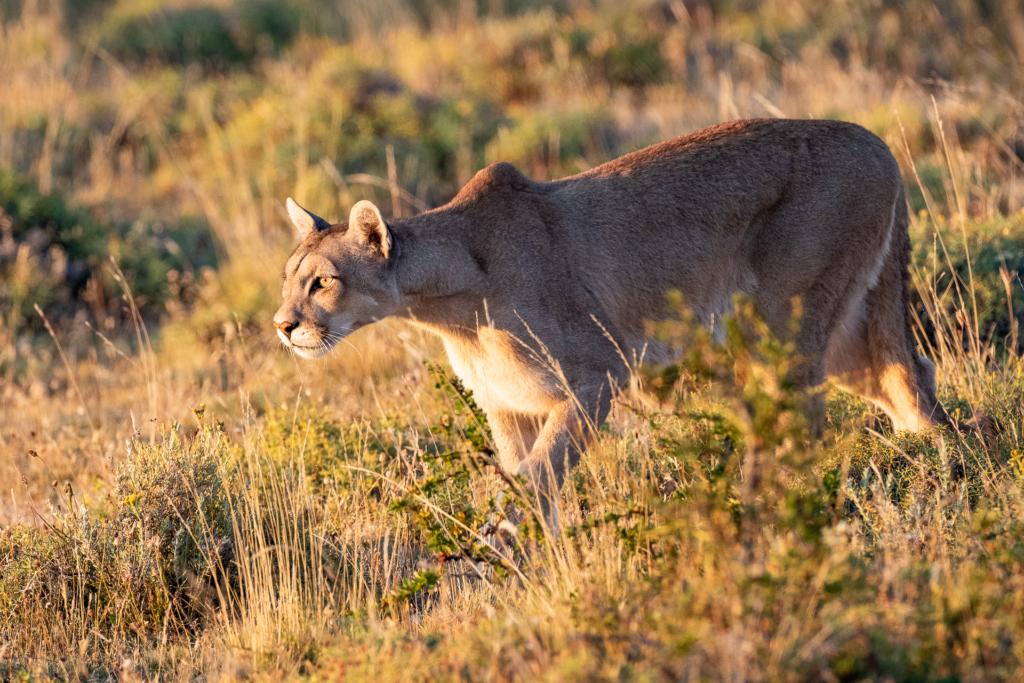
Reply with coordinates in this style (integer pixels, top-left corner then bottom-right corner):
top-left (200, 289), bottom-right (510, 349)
top-left (275, 320), bottom-right (298, 339)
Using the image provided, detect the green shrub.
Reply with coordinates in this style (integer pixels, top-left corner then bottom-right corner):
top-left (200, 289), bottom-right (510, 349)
top-left (96, 1), bottom-right (303, 69)
top-left (0, 168), bottom-right (104, 263)
top-left (0, 170), bottom-right (216, 337)
top-left (911, 216), bottom-right (1024, 356)
top-left (604, 39), bottom-right (668, 88)
top-left (0, 424), bottom-right (237, 670)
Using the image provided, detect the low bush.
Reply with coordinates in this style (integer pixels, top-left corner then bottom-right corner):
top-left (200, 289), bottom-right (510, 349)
top-left (96, 0), bottom-right (303, 69)
top-left (0, 170), bottom-right (215, 338)
top-left (910, 216), bottom-right (1024, 357)
top-left (0, 424), bottom-right (236, 670)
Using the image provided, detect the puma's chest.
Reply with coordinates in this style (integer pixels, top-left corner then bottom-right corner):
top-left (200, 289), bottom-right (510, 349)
top-left (442, 328), bottom-right (562, 417)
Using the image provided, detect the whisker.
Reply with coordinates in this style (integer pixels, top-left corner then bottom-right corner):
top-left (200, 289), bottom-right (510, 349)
top-left (341, 339), bottom-right (362, 357)
top-left (323, 327), bottom-right (364, 360)
top-left (323, 327), bottom-right (363, 359)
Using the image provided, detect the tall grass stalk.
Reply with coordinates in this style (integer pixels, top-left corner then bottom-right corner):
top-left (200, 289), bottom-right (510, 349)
top-left (212, 444), bottom-right (334, 669)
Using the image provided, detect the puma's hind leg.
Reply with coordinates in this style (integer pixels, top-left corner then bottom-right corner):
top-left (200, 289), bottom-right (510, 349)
top-left (825, 284), bottom-right (948, 432)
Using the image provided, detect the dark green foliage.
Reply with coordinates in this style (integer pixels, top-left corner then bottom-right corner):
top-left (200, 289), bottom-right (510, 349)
top-left (0, 169), bottom-right (215, 337)
top-left (910, 217), bottom-right (1024, 356)
top-left (380, 569), bottom-right (440, 614)
top-left (0, 168), bottom-right (104, 263)
top-left (235, 0), bottom-right (303, 53)
top-left (604, 40), bottom-right (668, 88)
top-left (97, 1), bottom-right (303, 69)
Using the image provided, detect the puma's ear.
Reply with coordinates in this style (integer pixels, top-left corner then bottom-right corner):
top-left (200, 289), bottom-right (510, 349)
top-left (286, 197), bottom-right (331, 239)
top-left (349, 200), bottom-right (391, 258)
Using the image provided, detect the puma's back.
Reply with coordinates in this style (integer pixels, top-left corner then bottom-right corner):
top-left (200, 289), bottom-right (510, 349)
top-left (439, 120), bottom-right (905, 369)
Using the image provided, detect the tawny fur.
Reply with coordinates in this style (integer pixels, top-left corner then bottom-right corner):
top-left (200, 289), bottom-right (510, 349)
top-left (274, 118), bottom-right (950, 525)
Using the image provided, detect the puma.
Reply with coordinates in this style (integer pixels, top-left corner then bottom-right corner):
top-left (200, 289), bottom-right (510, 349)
top-left (274, 118), bottom-right (949, 526)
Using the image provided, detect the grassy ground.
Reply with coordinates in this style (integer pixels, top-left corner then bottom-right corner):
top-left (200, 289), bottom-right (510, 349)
top-left (2, 0), bottom-right (1024, 680)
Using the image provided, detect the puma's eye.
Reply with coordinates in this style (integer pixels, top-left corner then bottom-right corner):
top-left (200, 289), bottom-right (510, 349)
top-left (316, 276), bottom-right (335, 290)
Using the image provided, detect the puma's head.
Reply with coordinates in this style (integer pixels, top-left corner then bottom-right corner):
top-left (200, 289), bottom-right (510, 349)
top-left (273, 198), bottom-right (399, 358)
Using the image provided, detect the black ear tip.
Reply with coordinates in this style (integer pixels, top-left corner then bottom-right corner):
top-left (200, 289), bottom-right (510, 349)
top-left (287, 197), bottom-right (332, 234)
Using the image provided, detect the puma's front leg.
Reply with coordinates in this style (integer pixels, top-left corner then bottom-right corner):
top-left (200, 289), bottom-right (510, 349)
top-left (513, 380), bottom-right (616, 532)
top-left (488, 410), bottom-right (541, 473)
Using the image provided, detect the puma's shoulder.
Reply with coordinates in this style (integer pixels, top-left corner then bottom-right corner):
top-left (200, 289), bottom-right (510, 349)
top-left (451, 162), bottom-right (537, 205)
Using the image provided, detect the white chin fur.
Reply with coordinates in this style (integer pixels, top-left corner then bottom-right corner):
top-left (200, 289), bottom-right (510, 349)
top-left (292, 344), bottom-right (331, 359)
top-left (281, 325), bottom-right (349, 359)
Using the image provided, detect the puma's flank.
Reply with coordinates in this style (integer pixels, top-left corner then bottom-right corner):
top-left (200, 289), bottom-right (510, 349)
top-left (274, 118), bottom-right (950, 525)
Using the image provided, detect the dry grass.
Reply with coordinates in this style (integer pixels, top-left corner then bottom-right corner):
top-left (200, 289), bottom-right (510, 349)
top-left (2, 0), bottom-right (1024, 680)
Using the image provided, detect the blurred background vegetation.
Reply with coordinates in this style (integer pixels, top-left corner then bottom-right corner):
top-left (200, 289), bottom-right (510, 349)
top-left (3, 0), bottom-right (1024, 679)
top-left (4, 0), bottom-right (1024, 347)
